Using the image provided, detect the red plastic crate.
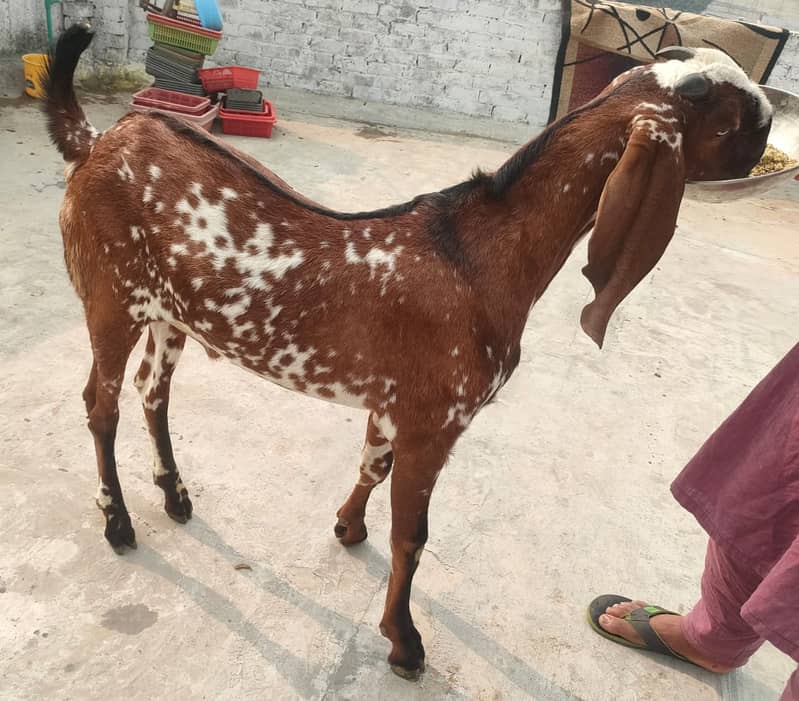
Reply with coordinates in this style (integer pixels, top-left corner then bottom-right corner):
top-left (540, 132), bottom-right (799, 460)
top-left (132, 87), bottom-right (210, 115)
top-left (175, 12), bottom-right (202, 26)
top-left (130, 101), bottom-right (219, 132)
top-left (197, 66), bottom-right (260, 93)
top-left (219, 100), bottom-right (277, 138)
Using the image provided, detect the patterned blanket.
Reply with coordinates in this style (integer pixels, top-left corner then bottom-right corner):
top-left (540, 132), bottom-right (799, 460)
top-left (549, 0), bottom-right (790, 122)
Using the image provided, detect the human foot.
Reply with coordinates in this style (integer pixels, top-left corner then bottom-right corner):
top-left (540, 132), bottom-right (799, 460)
top-left (593, 597), bottom-right (733, 673)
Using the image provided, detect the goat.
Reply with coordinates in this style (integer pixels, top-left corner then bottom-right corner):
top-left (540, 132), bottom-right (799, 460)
top-left (43, 26), bottom-right (771, 678)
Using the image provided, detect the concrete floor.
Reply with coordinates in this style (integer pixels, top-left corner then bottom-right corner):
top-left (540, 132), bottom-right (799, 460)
top-left (1, 92), bottom-right (797, 701)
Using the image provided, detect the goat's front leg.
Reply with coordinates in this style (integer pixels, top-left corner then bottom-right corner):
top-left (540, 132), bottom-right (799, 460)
top-left (133, 323), bottom-right (191, 523)
top-left (379, 433), bottom-right (452, 679)
top-left (335, 413), bottom-right (393, 545)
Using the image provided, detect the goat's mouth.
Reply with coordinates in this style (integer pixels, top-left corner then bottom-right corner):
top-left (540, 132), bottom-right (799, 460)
top-left (690, 151), bottom-right (768, 182)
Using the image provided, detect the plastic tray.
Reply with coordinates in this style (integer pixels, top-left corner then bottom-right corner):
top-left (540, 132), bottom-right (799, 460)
top-left (219, 100), bottom-right (276, 138)
top-left (145, 56), bottom-right (200, 83)
top-left (130, 101), bottom-right (219, 132)
top-left (147, 12), bottom-right (222, 55)
top-left (226, 88), bottom-right (262, 103)
top-left (225, 103), bottom-right (264, 112)
top-left (150, 43), bottom-right (204, 66)
top-left (152, 77), bottom-right (206, 96)
top-left (197, 66), bottom-right (260, 92)
top-left (147, 54), bottom-right (202, 78)
top-left (147, 60), bottom-right (199, 80)
top-left (132, 87), bottom-right (210, 114)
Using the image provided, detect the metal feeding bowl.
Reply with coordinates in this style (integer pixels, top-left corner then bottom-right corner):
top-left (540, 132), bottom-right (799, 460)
top-left (684, 85), bottom-right (799, 203)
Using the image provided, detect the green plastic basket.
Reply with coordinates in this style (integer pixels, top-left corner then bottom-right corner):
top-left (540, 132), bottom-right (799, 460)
top-left (147, 15), bottom-right (220, 55)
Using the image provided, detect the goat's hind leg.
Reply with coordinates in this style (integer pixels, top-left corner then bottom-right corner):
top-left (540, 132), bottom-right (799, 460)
top-left (134, 322), bottom-right (192, 523)
top-left (335, 413), bottom-right (393, 545)
top-left (82, 360), bottom-right (98, 415)
top-left (87, 319), bottom-right (142, 553)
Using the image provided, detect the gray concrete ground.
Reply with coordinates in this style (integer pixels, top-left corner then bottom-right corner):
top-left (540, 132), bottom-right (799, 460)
top-left (1, 92), bottom-right (798, 701)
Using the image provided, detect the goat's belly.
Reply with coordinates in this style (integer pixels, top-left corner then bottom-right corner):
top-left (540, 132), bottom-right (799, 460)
top-left (123, 276), bottom-right (390, 412)
top-left (167, 319), bottom-right (380, 412)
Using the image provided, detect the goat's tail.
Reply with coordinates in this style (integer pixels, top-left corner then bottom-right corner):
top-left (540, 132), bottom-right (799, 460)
top-left (42, 24), bottom-right (99, 167)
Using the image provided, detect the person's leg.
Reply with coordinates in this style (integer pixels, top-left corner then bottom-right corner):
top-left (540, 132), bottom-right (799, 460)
top-left (599, 538), bottom-right (763, 672)
top-left (680, 539), bottom-right (765, 668)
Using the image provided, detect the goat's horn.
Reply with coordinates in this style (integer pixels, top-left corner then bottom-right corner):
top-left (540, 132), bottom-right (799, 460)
top-left (675, 72), bottom-right (711, 100)
top-left (656, 46), bottom-right (697, 61)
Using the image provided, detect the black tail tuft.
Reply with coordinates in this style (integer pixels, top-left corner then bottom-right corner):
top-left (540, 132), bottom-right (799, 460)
top-left (42, 24), bottom-right (98, 165)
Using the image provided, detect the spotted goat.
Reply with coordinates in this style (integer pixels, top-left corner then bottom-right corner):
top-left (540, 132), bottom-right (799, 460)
top-left (44, 27), bottom-right (771, 678)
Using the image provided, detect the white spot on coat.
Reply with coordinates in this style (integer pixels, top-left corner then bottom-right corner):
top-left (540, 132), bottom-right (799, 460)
top-left (375, 414), bottom-right (398, 441)
top-left (96, 483), bottom-right (113, 508)
top-left (117, 157), bottom-right (135, 182)
top-left (649, 48), bottom-right (772, 126)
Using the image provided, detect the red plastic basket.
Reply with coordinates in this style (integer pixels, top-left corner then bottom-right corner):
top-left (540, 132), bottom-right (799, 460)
top-left (132, 87), bottom-right (210, 115)
top-left (130, 102), bottom-right (219, 132)
top-left (197, 66), bottom-right (260, 93)
top-left (219, 100), bottom-right (277, 138)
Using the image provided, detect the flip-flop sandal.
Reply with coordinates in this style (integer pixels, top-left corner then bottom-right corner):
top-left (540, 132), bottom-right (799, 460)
top-left (587, 594), bottom-right (695, 665)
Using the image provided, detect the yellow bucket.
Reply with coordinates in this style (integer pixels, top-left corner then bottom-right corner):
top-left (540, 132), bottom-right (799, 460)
top-left (22, 53), bottom-right (48, 98)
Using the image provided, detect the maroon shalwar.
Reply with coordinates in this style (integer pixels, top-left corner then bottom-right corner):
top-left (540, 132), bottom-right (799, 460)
top-left (671, 342), bottom-right (799, 699)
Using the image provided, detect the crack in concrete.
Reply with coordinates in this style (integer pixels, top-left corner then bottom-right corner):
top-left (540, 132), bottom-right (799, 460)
top-left (318, 569), bottom-right (389, 700)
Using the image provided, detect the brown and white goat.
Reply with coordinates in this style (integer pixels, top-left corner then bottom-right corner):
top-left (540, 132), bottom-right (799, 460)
top-left (43, 27), bottom-right (771, 678)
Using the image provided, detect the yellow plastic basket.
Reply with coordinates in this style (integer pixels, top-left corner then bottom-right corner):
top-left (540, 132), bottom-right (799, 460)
top-left (22, 53), bottom-right (48, 98)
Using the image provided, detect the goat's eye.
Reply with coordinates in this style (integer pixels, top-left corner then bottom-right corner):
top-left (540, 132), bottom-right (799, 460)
top-left (716, 129), bottom-right (731, 137)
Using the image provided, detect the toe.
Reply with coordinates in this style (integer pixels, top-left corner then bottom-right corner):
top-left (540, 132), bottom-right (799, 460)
top-left (599, 613), bottom-right (623, 634)
top-left (599, 612), bottom-right (644, 646)
top-left (606, 600), bottom-right (647, 616)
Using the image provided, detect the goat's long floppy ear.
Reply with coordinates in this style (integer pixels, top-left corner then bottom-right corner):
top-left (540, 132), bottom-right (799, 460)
top-left (580, 124), bottom-right (686, 348)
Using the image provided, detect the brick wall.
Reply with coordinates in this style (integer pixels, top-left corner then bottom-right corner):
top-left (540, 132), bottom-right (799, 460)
top-left (55, 1), bottom-right (799, 126)
top-left (769, 32), bottom-right (798, 94)
top-left (128, 0), bottom-right (562, 125)
top-left (0, 0), bottom-right (48, 54)
top-left (62, 1), bottom-right (141, 65)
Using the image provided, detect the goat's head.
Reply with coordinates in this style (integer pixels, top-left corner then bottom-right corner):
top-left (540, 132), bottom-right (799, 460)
top-left (579, 47), bottom-right (772, 348)
top-left (649, 46), bottom-right (772, 180)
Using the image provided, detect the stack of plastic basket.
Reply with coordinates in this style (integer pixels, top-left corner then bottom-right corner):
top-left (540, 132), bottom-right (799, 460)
top-left (130, 87), bottom-right (217, 131)
top-left (134, 1), bottom-right (222, 127)
top-left (145, 43), bottom-right (206, 96)
top-left (197, 74), bottom-right (277, 138)
top-left (137, 0), bottom-right (276, 137)
top-left (145, 8), bottom-right (221, 96)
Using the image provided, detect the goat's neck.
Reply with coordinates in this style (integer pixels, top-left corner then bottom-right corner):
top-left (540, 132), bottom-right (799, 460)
top-left (468, 116), bottom-right (628, 337)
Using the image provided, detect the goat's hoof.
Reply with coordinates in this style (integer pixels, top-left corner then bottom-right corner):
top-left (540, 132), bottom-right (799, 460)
top-left (167, 510), bottom-right (188, 524)
top-left (385, 630), bottom-right (426, 680)
top-left (103, 509), bottom-right (137, 554)
top-left (165, 493), bottom-right (193, 524)
top-left (334, 517), bottom-right (367, 545)
top-left (110, 539), bottom-right (137, 555)
top-left (389, 659), bottom-right (425, 681)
